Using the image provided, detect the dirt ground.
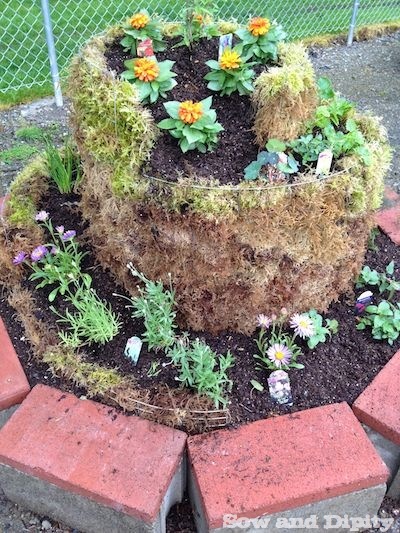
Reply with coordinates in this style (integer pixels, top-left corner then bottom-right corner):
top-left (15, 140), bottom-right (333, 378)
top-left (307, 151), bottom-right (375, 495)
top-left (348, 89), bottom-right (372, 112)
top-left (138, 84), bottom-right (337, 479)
top-left (0, 32), bottom-right (399, 533)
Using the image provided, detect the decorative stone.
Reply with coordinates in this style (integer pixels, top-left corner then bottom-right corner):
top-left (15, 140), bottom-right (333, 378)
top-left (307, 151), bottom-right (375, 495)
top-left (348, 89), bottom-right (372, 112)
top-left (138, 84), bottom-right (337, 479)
top-left (267, 370), bottom-right (293, 405)
top-left (124, 336), bottom-right (142, 365)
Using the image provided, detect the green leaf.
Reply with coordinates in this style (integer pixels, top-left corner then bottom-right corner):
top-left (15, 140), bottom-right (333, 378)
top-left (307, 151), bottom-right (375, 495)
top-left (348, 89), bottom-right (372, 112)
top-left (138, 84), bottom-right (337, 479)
top-left (183, 126), bottom-right (205, 145)
top-left (386, 261), bottom-right (395, 275)
top-left (205, 60), bottom-right (221, 70)
top-left (164, 101), bottom-right (180, 119)
top-left (266, 139), bottom-right (286, 153)
top-left (244, 161), bottom-right (263, 180)
top-left (317, 77), bottom-right (335, 100)
top-left (157, 118), bottom-right (177, 130)
top-left (250, 379), bottom-right (264, 392)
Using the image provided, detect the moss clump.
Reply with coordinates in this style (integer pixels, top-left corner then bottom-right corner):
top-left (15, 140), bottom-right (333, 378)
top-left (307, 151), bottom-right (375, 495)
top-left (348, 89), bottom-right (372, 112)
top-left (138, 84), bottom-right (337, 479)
top-left (252, 42), bottom-right (318, 144)
top-left (68, 30), bottom-right (157, 194)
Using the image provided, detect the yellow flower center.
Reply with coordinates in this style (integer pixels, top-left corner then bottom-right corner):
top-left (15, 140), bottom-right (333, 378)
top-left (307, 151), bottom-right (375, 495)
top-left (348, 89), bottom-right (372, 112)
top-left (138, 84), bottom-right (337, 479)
top-left (248, 17), bottom-right (271, 37)
top-left (134, 58), bottom-right (159, 82)
top-left (178, 101), bottom-right (203, 124)
top-left (130, 13), bottom-right (150, 30)
top-left (275, 351), bottom-right (285, 360)
top-left (219, 49), bottom-right (242, 70)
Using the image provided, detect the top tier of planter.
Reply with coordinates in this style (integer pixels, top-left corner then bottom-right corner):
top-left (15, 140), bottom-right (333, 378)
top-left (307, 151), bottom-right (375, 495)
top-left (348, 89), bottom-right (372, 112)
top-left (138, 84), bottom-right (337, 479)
top-left (68, 22), bottom-right (391, 335)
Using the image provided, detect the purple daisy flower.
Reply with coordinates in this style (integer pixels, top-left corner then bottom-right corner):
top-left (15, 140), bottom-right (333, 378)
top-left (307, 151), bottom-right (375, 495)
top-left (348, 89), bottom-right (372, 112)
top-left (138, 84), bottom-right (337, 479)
top-left (13, 251), bottom-right (28, 265)
top-left (50, 246), bottom-right (58, 255)
top-left (35, 211), bottom-right (49, 222)
top-left (55, 225), bottom-right (64, 234)
top-left (61, 230), bottom-right (76, 241)
top-left (267, 343), bottom-right (292, 368)
top-left (31, 245), bottom-right (48, 262)
top-left (257, 314), bottom-right (272, 329)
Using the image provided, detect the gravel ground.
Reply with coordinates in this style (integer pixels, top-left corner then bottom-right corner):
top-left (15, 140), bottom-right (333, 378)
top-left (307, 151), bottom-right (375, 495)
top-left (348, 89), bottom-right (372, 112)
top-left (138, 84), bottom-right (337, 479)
top-left (0, 33), bottom-right (399, 532)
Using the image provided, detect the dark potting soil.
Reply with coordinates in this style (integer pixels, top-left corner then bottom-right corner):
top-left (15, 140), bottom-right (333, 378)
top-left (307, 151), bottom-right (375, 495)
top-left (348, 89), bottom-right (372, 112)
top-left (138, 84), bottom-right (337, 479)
top-left (104, 37), bottom-right (262, 185)
top-left (2, 185), bottom-right (400, 432)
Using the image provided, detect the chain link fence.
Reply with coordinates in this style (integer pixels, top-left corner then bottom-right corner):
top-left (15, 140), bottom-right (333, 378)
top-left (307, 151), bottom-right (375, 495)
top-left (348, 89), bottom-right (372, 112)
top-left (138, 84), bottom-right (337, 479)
top-left (1, 0), bottom-right (400, 101)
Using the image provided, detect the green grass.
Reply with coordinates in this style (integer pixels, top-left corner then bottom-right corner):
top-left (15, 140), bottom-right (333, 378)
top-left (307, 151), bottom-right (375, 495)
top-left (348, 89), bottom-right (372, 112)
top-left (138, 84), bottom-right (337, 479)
top-left (0, 145), bottom-right (38, 164)
top-left (1, 0), bottom-right (400, 106)
top-left (15, 125), bottom-right (44, 141)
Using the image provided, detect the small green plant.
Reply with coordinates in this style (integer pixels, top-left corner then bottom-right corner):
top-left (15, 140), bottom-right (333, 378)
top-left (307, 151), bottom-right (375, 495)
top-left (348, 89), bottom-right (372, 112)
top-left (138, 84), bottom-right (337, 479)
top-left (15, 125), bottom-right (44, 141)
top-left (120, 11), bottom-right (165, 56)
top-left (147, 361), bottom-right (162, 377)
top-left (0, 145), bottom-right (38, 164)
top-left (176, 0), bottom-right (219, 48)
top-left (121, 58), bottom-right (177, 103)
top-left (244, 139), bottom-right (298, 181)
top-left (205, 47), bottom-right (255, 96)
top-left (357, 300), bottom-right (400, 345)
top-left (13, 212), bottom-right (89, 302)
top-left (305, 309), bottom-right (338, 350)
top-left (45, 137), bottom-right (81, 194)
top-left (235, 17), bottom-right (286, 63)
top-left (168, 335), bottom-right (234, 408)
top-left (158, 96), bottom-right (223, 153)
top-left (356, 262), bottom-right (400, 301)
top-left (367, 227), bottom-right (380, 252)
top-left (123, 263), bottom-right (177, 350)
top-left (53, 287), bottom-right (122, 347)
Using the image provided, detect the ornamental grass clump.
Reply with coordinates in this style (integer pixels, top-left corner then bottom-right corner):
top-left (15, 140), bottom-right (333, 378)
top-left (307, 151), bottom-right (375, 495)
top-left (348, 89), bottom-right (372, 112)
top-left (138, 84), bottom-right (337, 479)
top-left (205, 47), bottom-right (255, 96)
top-left (121, 11), bottom-right (165, 56)
top-left (235, 16), bottom-right (286, 63)
top-left (121, 58), bottom-right (177, 103)
top-left (158, 96), bottom-right (223, 153)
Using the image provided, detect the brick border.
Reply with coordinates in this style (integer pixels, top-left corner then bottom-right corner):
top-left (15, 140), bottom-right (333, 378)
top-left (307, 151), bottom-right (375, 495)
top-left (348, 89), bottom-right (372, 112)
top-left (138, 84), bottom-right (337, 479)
top-left (0, 189), bottom-right (399, 531)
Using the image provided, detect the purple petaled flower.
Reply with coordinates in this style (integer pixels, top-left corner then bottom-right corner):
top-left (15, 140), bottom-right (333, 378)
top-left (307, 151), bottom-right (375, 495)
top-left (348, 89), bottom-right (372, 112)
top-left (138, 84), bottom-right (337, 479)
top-left (35, 211), bottom-right (49, 222)
top-left (257, 313), bottom-right (272, 329)
top-left (31, 245), bottom-right (48, 262)
top-left (55, 225), bottom-right (64, 234)
top-left (13, 251), bottom-right (28, 265)
top-left (51, 246), bottom-right (58, 255)
top-left (61, 230), bottom-right (76, 241)
top-left (290, 313), bottom-right (315, 339)
top-left (267, 343), bottom-right (292, 368)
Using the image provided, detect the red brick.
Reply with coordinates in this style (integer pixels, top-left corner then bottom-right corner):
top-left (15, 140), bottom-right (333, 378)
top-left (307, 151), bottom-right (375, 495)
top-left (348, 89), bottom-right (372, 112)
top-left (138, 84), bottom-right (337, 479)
top-left (353, 349), bottom-right (400, 446)
top-left (383, 186), bottom-right (400, 205)
top-left (0, 318), bottom-right (30, 410)
top-left (0, 385), bottom-right (187, 523)
top-left (376, 204), bottom-right (400, 245)
top-left (188, 402), bottom-right (388, 529)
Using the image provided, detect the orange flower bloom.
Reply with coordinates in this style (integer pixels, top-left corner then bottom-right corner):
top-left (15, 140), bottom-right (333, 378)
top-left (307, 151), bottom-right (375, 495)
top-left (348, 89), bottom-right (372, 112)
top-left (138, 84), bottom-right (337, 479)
top-left (219, 48), bottom-right (242, 70)
top-left (248, 17), bottom-right (271, 37)
top-left (130, 13), bottom-right (150, 30)
top-left (178, 101), bottom-right (203, 124)
top-left (193, 13), bottom-right (204, 25)
top-left (134, 58), bottom-right (159, 82)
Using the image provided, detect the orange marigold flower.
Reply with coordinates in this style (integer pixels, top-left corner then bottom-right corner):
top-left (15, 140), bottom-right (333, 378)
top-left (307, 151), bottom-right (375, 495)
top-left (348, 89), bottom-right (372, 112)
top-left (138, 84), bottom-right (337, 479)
top-left (130, 13), bottom-right (150, 29)
top-left (248, 17), bottom-right (271, 37)
top-left (178, 101), bottom-right (203, 124)
top-left (193, 13), bottom-right (204, 24)
top-left (134, 58), bottom-right (159, 82)
top-left (219, 48), bottom-right (242, 70)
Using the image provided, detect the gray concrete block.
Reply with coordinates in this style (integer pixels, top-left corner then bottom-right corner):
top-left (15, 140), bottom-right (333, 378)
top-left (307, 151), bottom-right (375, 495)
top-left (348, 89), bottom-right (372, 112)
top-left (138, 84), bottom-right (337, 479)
top-left (189, 471), bottom-right (387, 533)
top-left (0, 455), bottom-right (186, 533)
top-left (363, 424), bottom-right (400, 485)
top-left (0, 405), bottom-right (19, 429)
top-left (388, 466), bottom-right (400, 499)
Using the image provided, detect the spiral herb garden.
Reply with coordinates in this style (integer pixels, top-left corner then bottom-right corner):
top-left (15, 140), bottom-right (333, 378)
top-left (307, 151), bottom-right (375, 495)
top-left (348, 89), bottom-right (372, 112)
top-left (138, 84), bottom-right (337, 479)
top-left (0, 4), bottom-right (397, 431)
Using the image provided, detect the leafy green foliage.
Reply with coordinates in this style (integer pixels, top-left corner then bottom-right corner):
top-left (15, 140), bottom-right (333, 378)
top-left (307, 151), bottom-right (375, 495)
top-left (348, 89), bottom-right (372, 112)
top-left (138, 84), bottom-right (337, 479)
top-left (305, 309), bottom-right (338, 349)
top-left (121, 59), bottom-right (177, 103)
top-left (120, 11), bottom-right (165, 56)
top-left (255, 327), bottom-right (303, 371)
top-left (125, 263), bottom-right (176, 350)
top-left (54, 287), bottom-right (122, 347)
top-left (204, 49), bottom-right (255, 96)
top-left (235, 23), bottom-right (286, 63)
top-left (15, 125), bottom-right (44, 141)
top-left (317, 76), bottom-right (335, 100)
top-left (0, 144), bottom-right (38, 164)
top-left (356, 261), bottom-right (400, 301)
top-left (168, 336), bottom-right (234, 407)
top-left (158, 96), bottom-right (223, 153)
top-left (175, 0), bottom-right (219, 48)
top-left (45, 137), bottom-right (81, 194)
top-left (357, 301), bottom-right (400, 345)
top-left (244, 140), bottom-right (298, 181)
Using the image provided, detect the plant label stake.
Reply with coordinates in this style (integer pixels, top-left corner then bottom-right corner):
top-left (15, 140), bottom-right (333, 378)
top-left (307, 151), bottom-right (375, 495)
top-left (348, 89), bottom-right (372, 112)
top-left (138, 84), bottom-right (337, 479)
top-left (137, 38), bottom-right (155, 57)
top-left (124, 336), bottom-right (142, 365)
top-left (355, 290), bottom-right (373, 315)
top-left (268, 370), bottom-right (293, 406)
top-left (316, 149), bottom-right (333, 175)
top-left (218, 34), bottom-right (233, 60)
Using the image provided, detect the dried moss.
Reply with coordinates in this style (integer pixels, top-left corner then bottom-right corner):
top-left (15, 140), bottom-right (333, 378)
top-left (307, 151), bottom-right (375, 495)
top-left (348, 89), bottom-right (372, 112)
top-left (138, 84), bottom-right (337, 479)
top-left (252, 42), bottom-right (318, 144)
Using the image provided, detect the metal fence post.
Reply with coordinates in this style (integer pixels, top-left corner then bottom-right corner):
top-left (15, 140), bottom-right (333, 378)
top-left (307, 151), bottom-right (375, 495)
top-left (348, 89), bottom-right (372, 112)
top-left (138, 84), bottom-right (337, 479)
top-left (347, 0), bottom-right (360, 46)
top-left (40, 0), bottom-right (63, 106)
